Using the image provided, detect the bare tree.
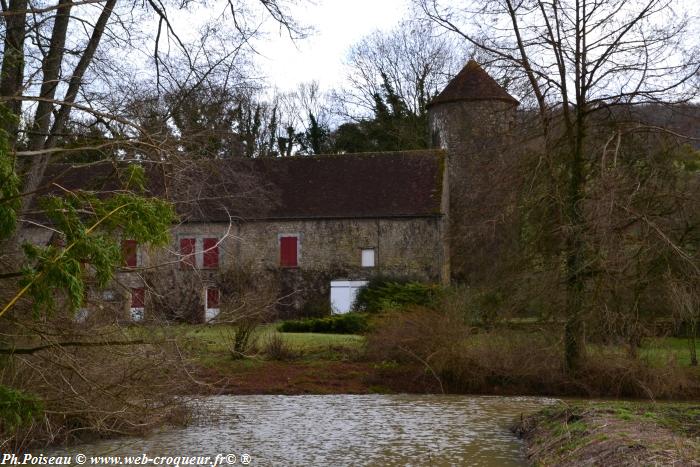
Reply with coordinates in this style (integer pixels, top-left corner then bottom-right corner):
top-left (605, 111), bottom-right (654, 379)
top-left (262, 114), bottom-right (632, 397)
top-left (334, 19), bottom-right (469, 120)
top-left (1, 0), bottom-right (304, 225)
top-left (417, 0), bottom-right (700, 369)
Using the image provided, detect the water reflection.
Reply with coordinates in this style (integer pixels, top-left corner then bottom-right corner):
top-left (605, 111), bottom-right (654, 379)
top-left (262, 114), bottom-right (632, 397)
top-left (48, 394), bottom-right (557, 466)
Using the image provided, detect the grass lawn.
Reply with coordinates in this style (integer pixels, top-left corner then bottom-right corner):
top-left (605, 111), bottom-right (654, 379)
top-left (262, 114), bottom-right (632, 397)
top-left (641, 337), bottom-right (700, 367)
top-left (131, 323), bottom-right (700, 368)
top-left (122, 322), bottom-right (700, 396)
top-left (137, 323), bottom-right (365, 360)
top-left (462, 329), bottom-right (700, 368)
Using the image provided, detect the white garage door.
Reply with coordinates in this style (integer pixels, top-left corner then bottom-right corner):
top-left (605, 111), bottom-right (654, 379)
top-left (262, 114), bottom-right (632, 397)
top-left (330, 280), bottom-right (368, 314)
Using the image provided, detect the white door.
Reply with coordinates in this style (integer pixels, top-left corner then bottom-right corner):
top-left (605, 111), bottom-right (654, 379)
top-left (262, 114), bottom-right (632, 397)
top-left (330, 280), bottom-right (368, 314)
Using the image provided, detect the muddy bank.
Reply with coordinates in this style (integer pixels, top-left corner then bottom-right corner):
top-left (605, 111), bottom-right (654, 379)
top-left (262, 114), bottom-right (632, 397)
top-left (189, 360), bottom-right (443, 395)
top-left (513, 402), bottom-right (700, 466)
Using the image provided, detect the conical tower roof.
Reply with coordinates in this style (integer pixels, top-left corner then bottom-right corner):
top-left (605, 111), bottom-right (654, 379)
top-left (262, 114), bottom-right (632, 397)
top-left (429, 60), bottom-right (519, 107)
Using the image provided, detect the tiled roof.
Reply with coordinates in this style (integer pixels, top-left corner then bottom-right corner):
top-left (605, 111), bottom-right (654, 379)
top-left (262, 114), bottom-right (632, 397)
top-left (241, 150), bottom-right (444, 220)
top-left (35, 150), bottom-right (445, 223)
top-left (429, 60), bottom-right (519, 107)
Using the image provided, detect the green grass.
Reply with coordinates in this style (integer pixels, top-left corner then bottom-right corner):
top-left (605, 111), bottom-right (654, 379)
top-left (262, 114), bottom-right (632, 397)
top-left (464, 329), bottom-right (700, 368)
top-left (128, 323), bottom-right (699, 369)
top-left (134, 323), bottom-right (365, 360)
top-left (641, 337), bottom-right (699, 367)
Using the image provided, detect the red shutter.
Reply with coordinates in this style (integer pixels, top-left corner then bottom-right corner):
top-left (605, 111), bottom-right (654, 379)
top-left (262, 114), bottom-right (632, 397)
top-left (203, 238), bottom-right (219, 269)
top-left (122, 240), bottom-right (137, 267)
top-left (180, 238), bottom-right (196, 269)
top-left (131, 287), bottom-right (145, 308)
top-left (280, 236), bottom-right (298, 267)
top-left (206, 287), bottom-right (220, 309)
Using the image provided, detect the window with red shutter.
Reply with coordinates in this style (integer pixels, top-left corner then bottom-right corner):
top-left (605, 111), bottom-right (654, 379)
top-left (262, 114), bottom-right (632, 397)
top-left (205, 287), bottom-right (220, 322)
top-left (122, 240), bottom-right (137, 267)
top-left (203, 238), bottom-right (219, 269)
top-left (130, 287), bottom-right (145, 321)
top-left (206, 287), bottom-right (220, 308)
top-left (180, 238), bottom-right (196, 269)
top-left (131, 287), bottom-right (145, 308)
top-left (280, 236), bottom-right (298, 268)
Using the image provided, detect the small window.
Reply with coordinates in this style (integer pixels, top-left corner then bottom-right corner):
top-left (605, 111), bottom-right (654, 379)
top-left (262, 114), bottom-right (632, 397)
top-left (280, 236), bottom-right (298, 268)
top-left (203, 238), bottom-right (219, 269)
top-left (361, 248), bottom-right (375, 267)
top-left (75, 307), bottom-right (89, 323)
top-left (122, 239), bottom-right (138, 268)
top-left (130, 287), bottom-right (145, 321)
top-left (180, 237), bottom-right (196, 269)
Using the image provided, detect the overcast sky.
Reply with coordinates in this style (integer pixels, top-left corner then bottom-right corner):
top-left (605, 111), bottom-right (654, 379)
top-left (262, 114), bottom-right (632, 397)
top-left (252, 0), bottom-right (410, 92)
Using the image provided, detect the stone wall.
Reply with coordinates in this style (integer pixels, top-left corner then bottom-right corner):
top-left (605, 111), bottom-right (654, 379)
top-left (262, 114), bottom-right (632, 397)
top-left (16, 214), bottom-right (447, 322)
top-left (429, 100), bottom-right (519, 283)
top-left (158, 216), bottom-right (447, 320)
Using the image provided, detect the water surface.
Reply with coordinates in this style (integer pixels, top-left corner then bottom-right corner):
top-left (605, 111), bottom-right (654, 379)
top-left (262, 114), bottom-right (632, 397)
top-left (48, 394), bottom-right (556, 466)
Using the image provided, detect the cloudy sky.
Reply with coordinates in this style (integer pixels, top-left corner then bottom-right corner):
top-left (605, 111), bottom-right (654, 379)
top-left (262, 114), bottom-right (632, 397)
top-left (253, 0), bottom-right (410, 91)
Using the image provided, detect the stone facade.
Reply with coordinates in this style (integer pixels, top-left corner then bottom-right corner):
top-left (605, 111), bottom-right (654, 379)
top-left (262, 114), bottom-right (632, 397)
top-left (128, 216), bottom-right (448, 321)
top-left (428, 61), bottom-right (519, 282)
top-left (25, 60), bottom-right (518, 322)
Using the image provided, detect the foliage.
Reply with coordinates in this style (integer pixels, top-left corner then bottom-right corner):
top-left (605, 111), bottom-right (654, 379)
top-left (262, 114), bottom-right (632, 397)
top-left (332, 75), bottom-right (429, 153)
top-left (353, 278), bottom-right (442, 313)
top-left (278, 313), bottom-right (370, 335)
top-left (12, 167), bottom-right (176, 315)
top-left (440, 285), bottom-right (508, 328)
top-left (297, 112), bottom-right (332, 155)
top-left (0, 385), bottom-right (43, 432)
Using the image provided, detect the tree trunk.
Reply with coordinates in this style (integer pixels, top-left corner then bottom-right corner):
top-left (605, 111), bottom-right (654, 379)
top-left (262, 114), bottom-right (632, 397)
top-left (564, 111), bottom-right (587, 371)
top-left (689, 320), bottom-right (698, 367)
top-left (27, 0), bottom-right (74, 151)
top-left (18, 0), bottom-right (116, 219)
top-left (0, 0), bottom-right (29, 140)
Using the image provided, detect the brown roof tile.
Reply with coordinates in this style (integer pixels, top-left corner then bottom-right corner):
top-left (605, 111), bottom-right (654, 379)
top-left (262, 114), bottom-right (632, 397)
top-left (429, 60), bottom-right (519, 107)
top-left (36, 150), bottom-right (445, 223)
top-left (244, 150), bottom-right (444, 220)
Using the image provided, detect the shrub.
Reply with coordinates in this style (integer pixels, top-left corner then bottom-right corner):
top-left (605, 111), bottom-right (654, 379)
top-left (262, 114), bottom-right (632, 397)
top-left (0, 385), bottom-right (43, 433)
top-left (227, 320), bottom-right (258, 359)
top-left (263, 334), bottom-right (298, 361)
top-left (278, 313), bottom-right (369, 334)
top-left (365, 308), bottom-right (700, 398)
top-left (440, 285), bottom-right (507, 328)
top-left (353, 278), bottom-right (442, 313)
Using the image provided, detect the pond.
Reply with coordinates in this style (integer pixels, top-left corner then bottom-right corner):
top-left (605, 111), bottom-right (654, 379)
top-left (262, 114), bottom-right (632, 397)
top-left (46, 394), bottom-right (557, 466)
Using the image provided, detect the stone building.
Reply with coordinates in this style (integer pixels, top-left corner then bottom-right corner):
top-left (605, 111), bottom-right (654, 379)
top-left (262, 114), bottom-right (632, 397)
top-left (428, 60), bottom-right (519, 281)
top-left (25, 60), bottom-right (518, 322)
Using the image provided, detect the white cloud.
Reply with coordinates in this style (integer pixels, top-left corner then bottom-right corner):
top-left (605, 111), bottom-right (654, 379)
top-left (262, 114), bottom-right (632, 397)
top-left (253, 0), bottom-right (409, 91)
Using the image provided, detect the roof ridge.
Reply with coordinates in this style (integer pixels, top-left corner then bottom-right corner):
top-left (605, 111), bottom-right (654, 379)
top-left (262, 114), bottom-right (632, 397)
top-left (428, 60), bottom-right (519, 107)
top-left (272, 149), bottom-right (444, 159)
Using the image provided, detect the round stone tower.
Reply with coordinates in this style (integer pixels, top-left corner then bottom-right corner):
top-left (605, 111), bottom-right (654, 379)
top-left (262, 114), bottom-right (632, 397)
top-left (428, 60), bottom-right (519, 282)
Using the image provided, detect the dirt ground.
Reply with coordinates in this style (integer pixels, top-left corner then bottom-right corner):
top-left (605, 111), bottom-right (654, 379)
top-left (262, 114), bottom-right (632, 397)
top-left (187, 359), bottom-right (442, 395)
